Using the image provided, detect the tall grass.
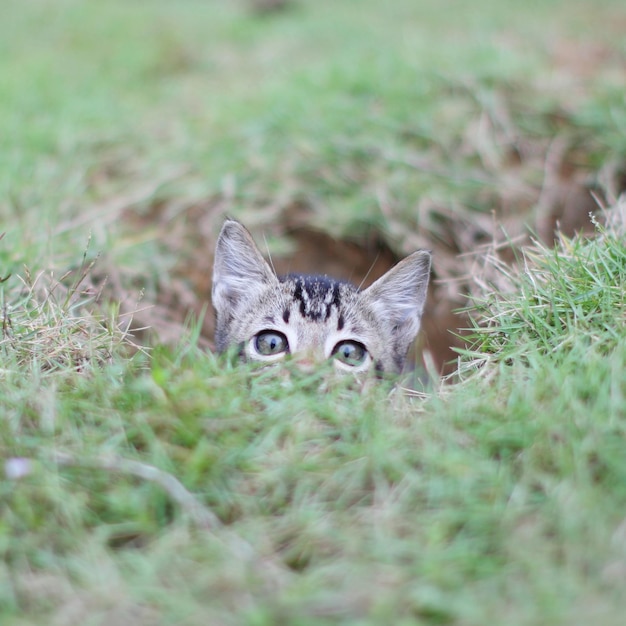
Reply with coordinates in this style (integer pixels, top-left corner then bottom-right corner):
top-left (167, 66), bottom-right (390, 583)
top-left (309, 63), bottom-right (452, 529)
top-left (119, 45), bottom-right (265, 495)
top-left (2, 1), bottom-right (626, 624)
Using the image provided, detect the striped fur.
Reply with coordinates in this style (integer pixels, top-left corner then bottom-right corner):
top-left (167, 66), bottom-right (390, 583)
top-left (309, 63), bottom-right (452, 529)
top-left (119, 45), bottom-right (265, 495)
top-left (212, 219), bottom-right (431, 375)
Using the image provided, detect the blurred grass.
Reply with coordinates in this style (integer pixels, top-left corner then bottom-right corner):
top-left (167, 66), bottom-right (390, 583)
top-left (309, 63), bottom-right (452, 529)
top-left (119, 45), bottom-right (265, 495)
top-left (2, 0), bottom-right (626, 624)
top-left (2, 0), bottom-right (624, 254)
top-left (3, 230), bottom-right (626, 624)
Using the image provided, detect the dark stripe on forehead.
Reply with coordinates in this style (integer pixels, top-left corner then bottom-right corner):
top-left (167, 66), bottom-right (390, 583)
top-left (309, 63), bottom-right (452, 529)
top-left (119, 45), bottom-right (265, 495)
top-left (324, 283), bottom-right (340, 321)
top-left (283, 274), bottom-right (346, 322)
top-left (337, 314), bottom-right (345, 331)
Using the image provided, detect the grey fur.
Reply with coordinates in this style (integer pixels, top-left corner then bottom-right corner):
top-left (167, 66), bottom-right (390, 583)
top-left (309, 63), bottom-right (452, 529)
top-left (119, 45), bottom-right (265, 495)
top-left (212, 219), bottom-right (431, 374)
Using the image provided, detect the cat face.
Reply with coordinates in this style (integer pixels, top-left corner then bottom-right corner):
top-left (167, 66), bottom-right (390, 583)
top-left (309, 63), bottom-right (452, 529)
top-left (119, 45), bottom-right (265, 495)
top-left (212, 219), bottom-right (431, 375)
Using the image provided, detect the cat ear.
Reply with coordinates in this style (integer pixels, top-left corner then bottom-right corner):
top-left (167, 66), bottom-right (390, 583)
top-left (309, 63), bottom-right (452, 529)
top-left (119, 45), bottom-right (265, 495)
top-left (212, 219), bottom-right (278, 316)
top-left (363, 250), bottom-right (431, 348)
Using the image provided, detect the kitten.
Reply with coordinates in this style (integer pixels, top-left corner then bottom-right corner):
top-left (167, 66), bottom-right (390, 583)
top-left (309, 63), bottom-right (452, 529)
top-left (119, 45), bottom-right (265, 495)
top-left (212, 219), bottom-right (431, 375)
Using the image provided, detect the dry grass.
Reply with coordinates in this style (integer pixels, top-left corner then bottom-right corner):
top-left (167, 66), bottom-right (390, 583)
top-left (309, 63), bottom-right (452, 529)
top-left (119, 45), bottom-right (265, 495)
top-left (0, 242), bottom-right (138, 376)
top-left (453, 197), bottom-right (626, 380)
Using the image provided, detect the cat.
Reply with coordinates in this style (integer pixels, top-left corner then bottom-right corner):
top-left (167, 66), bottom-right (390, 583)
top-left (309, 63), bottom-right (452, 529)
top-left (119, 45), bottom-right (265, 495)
top-left (212, 219), bottom-right (431, 375)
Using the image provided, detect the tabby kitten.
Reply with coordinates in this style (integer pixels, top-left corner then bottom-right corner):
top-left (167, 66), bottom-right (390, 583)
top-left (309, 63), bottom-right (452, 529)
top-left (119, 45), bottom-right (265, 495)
top-left (212, 219), bottom-right (431, 375)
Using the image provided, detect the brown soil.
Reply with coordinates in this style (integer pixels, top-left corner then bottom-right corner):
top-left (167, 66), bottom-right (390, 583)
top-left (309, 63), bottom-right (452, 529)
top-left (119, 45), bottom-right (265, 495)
top-left (113, 154), bottom-right (605, 377)
top-left (99, 62), bottom-right (626, 376)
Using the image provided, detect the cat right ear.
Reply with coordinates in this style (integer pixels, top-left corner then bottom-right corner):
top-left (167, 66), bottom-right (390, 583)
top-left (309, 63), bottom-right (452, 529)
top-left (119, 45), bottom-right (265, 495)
top-left (212, 219), bottom-right (278, 315)
top-left (363, 249), bottom-right (432, 353)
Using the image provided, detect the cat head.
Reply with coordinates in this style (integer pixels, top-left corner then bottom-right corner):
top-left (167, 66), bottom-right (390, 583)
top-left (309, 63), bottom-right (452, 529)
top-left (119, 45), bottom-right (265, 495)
top-left (212, 219), bottom-right (431, 375)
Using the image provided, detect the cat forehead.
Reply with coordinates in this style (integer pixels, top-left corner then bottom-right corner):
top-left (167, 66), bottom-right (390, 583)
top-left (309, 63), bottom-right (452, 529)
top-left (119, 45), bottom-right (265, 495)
top-left (279, 274), bottom-right (358, 322)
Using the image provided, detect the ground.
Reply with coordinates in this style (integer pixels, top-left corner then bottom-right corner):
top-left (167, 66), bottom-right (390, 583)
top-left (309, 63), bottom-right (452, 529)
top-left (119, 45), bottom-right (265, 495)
top-left (1, 1), bottom-right (626, 624)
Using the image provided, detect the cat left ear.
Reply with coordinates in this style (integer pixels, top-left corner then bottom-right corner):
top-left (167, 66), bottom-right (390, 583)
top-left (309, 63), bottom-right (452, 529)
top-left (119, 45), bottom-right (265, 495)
top-left (212, 219), bottom-right (278, 316)
top-left (363, 250), bottom-right (431, 348)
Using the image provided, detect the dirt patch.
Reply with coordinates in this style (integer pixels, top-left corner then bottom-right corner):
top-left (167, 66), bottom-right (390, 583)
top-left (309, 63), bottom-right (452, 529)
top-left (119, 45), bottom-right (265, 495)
top-left (93, 61), bottom-right (626, 378)
top-left (102, 132), bottom-right (624, 377)
top-left (108, 192), bottom-right (470, 375)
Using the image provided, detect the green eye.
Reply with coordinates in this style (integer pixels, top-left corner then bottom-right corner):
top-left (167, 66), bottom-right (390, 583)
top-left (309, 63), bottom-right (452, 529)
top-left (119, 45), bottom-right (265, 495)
top-left (332, 340), bottom-right (368, 366)
top-left (254, 331), bottom-right (289, 356)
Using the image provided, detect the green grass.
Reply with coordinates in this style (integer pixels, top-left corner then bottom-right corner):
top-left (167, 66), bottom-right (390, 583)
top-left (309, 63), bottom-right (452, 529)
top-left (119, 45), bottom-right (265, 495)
top-left (2, 0), bottom-right (626, 624)
top-left (3, 218), bottom-right (626, 624)
top-left (459, 216), bottom-right (626, 370)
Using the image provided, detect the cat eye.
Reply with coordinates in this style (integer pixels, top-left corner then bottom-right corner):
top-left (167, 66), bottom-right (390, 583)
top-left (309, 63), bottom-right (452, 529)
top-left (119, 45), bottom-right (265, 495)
top-left (332, 340), bottom-right (368, 367)
top-left (254, 330), bottom-right (289, 356)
